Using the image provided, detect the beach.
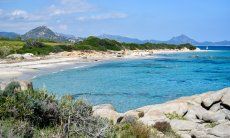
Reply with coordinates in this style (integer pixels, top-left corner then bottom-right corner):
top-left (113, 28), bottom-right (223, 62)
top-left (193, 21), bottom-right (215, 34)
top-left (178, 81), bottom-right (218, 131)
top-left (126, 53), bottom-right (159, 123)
top-left (0, 49), bottom-right (195, 82)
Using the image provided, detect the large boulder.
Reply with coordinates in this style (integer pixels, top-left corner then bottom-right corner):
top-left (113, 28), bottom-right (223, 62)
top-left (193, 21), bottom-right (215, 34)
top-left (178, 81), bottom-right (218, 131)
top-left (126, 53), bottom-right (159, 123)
top-left (92, 104), bottom-right (122, 124)
top-left (221, 88), bottom-right (230, 108)
top-left (208, 124), bottom-right (230, 137)
top-left (201, 91), bottom-right (223, 109)
top-left (138, 109), bottom-right (169, 126)
top-left (202, 111), bottom-right (226, 123)
top-left (185, 105), bottom-right (209, 120)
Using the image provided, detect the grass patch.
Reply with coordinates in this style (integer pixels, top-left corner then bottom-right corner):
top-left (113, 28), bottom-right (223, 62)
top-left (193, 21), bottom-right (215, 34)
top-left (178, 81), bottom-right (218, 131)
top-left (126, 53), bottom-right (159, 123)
top-left (165, 112), bottom-right (186, 120)
top-left (205, 122), bottom-right (218, 128)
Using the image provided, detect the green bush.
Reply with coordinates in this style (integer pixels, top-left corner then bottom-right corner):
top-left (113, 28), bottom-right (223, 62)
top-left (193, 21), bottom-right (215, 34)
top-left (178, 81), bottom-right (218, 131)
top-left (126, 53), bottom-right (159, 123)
top-left (0, 82), bottom-right (110, 137)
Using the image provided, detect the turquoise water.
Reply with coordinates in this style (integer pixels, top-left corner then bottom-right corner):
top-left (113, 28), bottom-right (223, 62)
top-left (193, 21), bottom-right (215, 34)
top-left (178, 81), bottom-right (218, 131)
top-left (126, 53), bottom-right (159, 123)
top-left (33, 50), bottom-right (230, 112)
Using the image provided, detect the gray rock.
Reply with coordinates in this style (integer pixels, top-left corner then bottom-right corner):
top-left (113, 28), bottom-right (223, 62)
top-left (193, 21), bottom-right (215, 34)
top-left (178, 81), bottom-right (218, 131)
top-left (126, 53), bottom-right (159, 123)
top-left (191, 129), bottom-right (207, 138)
top-left (121, 110), bottom-right (144, 123)
top-left (202, 91), bottom-right (223, 108)
top-left (208, 124), bottom-right (230, 137)
top-left (170, 119), bottom-right (198, 131)
top-left (221, 88), bottom-right (230, 108)
top-left (220, 109), bottom-right (230, 120)
top-left (209, 102), bottom-right (221, 112)
top-left (93, 104), bottom-right (122, 124)
top-left (202, 111), bottom-right (226, 122)
top-left (186, 105), bottom-right (209, 120)
top-left (138, 109), bottom-right (169, 126)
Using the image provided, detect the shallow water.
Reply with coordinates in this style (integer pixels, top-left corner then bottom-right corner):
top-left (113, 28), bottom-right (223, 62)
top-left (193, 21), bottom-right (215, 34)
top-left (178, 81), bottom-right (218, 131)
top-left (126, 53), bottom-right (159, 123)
top-left (33, 49), bottom-right (230, 112)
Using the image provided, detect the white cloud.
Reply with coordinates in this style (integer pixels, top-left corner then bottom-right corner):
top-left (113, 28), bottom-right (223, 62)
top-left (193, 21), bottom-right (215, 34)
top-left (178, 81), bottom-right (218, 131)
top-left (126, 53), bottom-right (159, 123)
top-left (49, 0), bottom-right (94, 16)
top-left (0, 9), bottom-right (45, 22)
top-left (10, 9), bottom-right (29, 20)
top-left (76, 13), bottom-right (128, 21)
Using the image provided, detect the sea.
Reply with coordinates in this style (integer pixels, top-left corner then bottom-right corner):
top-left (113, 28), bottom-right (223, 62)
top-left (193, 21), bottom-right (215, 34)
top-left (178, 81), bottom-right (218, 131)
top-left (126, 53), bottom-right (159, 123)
top-left (33, 46), bottom-right (230, 112)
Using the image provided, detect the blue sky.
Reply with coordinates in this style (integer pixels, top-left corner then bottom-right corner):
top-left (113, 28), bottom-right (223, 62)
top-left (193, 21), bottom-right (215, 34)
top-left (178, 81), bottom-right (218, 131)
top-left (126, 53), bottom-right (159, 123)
top-left (0, 0), bottom-right (229, 41)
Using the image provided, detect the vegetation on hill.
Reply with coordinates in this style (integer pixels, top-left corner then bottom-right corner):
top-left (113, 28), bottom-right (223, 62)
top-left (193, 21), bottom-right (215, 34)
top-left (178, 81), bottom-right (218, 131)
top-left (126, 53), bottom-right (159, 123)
top-left (0, 82), bottom-right (180, 137)
top-left (0, 36), bottom-right (196, 58)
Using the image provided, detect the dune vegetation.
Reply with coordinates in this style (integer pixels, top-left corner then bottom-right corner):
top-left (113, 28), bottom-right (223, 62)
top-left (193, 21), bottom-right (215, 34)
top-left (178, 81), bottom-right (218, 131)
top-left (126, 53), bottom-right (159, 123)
top-left (0, 36), bottom-right (196, 58)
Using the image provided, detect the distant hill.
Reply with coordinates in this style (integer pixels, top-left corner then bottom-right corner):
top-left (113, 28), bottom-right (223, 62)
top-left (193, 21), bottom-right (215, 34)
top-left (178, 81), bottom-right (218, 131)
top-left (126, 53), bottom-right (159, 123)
top-left (1, 26), bottom-right (230, 45)
top-left (99, 34), bottom-right (146, 44)
top-left (21, 26), bottom-right (77, 42)
top-left (166, 34), bottom-right (198, 45)
top-left (99, 34), bottom-right (230, 46)
top-left (0, 32), bottom-right (20, 39)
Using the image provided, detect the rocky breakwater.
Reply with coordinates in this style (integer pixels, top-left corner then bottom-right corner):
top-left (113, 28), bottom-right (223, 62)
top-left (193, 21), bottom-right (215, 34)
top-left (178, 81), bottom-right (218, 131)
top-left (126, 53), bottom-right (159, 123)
top-left (93, 88), bottom-right (230, 138)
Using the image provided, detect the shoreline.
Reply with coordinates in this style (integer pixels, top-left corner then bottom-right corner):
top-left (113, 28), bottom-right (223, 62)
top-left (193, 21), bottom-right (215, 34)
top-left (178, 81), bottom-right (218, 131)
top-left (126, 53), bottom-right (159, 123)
top-left (0, 49), bottom-right (198, 82)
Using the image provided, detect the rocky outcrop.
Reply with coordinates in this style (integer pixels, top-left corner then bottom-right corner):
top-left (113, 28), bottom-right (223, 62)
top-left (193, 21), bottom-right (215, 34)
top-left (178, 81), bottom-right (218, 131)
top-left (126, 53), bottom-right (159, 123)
top-left (93, 87), bottom-right (230, 138)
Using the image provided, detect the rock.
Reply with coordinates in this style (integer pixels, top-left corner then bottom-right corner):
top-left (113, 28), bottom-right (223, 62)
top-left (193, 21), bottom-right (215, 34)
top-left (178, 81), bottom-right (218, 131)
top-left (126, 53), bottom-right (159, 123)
top-left (209, 102), bottom-right (221, 112)
top-left (93, 104), bottom-right (121, 124)
top-left (0, 81), bottom-right (33, 91)
top-left (7, 54), bottom-right (24, 60)
top-left (202, 91), bottom-right (223, 109)
top-left (156, 101), bottom-right (188, 116)
top-left (221, 88), bottom-right (230, 108)
top-left (121, 110), bottom-right (144, 123)
top-left (138, 110), bottom-right (169, 126)
top-left (124, 110), bottom-right (144, 118)
top-left (22, 53), bottom-right (34, 59)
top-left (202, 111), bottom-right (226, 123)
top-left (191, 129), bottom-right (207, 138)
top-left (170, 119), bottom-right (198, 131)
top-left (220, 109), bottom-right (230, 120)
top-left (185, 105), bottom-right (209, 120)
top-left (208, 124), bottom-right (230, 137)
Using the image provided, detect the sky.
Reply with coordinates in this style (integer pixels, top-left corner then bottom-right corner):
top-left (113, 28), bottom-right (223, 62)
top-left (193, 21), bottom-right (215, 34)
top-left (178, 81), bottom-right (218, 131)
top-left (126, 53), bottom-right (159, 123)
top-left (0, 0), bottom-right (229, 41)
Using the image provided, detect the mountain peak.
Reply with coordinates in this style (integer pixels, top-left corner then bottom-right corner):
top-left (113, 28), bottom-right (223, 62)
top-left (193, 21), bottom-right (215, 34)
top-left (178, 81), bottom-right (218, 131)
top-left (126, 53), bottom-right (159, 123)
top-left (168, 34), bottom-right (197, 44)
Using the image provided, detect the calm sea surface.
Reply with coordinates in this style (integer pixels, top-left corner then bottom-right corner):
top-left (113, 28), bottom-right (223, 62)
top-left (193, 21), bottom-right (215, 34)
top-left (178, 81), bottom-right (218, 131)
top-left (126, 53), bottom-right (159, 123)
top-left (33, 46), bottom-right (230, 112)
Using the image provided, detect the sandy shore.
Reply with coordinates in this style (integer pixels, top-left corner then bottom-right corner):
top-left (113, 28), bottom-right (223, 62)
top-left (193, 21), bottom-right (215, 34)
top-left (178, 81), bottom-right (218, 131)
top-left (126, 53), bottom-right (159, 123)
top-left (0, 49), bottom-right (197, 82)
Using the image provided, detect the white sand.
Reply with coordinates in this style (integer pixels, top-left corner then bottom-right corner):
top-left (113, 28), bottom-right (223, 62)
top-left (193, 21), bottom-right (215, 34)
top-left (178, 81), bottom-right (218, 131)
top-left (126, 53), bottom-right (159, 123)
top-left (0, 49), bottom-right (198, 82)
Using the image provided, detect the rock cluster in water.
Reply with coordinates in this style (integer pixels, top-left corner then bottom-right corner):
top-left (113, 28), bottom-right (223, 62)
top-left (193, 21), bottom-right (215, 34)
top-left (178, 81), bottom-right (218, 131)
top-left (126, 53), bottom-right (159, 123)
top-left (93, 88), bottom-right (230, 138)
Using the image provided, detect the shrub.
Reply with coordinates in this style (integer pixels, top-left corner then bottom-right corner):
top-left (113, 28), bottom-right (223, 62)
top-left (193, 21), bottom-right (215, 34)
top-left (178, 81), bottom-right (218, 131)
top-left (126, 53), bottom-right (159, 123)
top-left (24, 39), bottom-right (45, 48)
top-left (0, 119), bottom-right (33, 138)
top-left (59, 97), bottom-right (110, 137)
top-left (0, 46), bottom-right (11, 58)
top-left (153, 122), bottom-right (181, 138)
top-left (107, 121), bottom-right (151, 138)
